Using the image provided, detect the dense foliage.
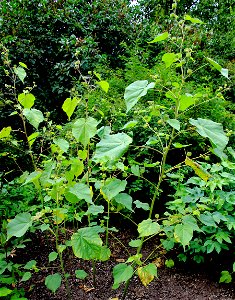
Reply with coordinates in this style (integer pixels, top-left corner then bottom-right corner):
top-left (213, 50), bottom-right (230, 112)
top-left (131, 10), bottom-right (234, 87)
top-left (0, 0), bottom-right (234, 299)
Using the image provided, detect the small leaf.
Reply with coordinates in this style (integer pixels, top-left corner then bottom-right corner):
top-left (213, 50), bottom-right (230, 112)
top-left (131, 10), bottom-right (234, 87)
top-left (97, 80), bottom-right (109, 93)
top-left (131, 165), bottom-right (140, 176)
top-left (14, 66), bottom-right (26, 82)
top-left (162, 53), bottom-right (178, 68)
top-left (114, 193), bottom-right (133, 211)
top-left (138, 219), bottom-right (160, 237)
top-left (24, 260), bottom-right (37, 270)
top-left (53, 138), bottom-right (69, 153)
top-left (112, 263), bottom-right (133, 289)
top-left (184, 15), bottom-right (203, 24)
top-left (21, 271), bottom-right (31, 282)
top-left (129, 239), bottom-right (142, 248)
top-left (49, 252), bottom-right (58, 262)
top-left (179, 93), bottom-right (195, 111)
top-left (19, 62), bottom-right (28, 68)
top-left (189, 118), bottom-right (228, 151)
top-left (75, 269), bottom-right (88, 279)
top-left (45, 273), bottom-right (62, 293)
top-left (0, 126), bottom-right (11, 139)
top-left (65, 183), bottom-right (93, 204)
top-left (86, 205), bottom-right (104, 215)
top-left (101, 178), bottom-right (127, 200)
top-left (206, 57), bottom-right (229, 79)
top-left (166, 119), bottom-right (180, 131)
top-left (219, 271), bottom-right (232, 283)
top-left (137, 263), bottom-right (157, 286)
top-left (148, 32), bottom-right (168, 43)
top-left (185, 157), bottom-right (210, 181)
top-left (72, 117), bottom-right (98, 147)
top-left (7, 213), bottom-right (32, 238)
top-left (23, 108), bottom-right (44, 129)
top-left (0, 287), bottom-right (13, 297)
top-left (122, 120), bottom-right (138, 130)
top-left (134, 200), bottom-right (150, 211)
top-left (18, 93), bottom-right (35, 109)
top-left (165, 259), bottom-right (174, 268)
top-left (28, 132), bottom-right (39, 147)
top-left (124, 80), bottom-right (155, 112)
top-left (174, 224), bottom-right (193, 248)
top-left (62, 97), bottom-right (79, 120)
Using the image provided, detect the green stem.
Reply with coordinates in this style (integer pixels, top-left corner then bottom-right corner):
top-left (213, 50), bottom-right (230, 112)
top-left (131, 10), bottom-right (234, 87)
top-left (92, 259), bottom-right (96, 287)
top-left (106, 200), bottom-right (110, 246)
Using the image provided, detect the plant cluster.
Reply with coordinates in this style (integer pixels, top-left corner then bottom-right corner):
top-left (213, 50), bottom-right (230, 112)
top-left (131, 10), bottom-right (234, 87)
top-left (0, 4), bottom-right (234, 300)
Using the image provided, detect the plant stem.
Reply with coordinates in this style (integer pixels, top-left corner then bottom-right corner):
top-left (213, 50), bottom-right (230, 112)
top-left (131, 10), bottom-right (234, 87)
top-left (92, 259), bottom-right (96, 287)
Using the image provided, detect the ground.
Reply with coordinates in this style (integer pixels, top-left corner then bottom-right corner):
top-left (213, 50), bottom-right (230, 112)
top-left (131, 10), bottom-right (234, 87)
top-left (16, 228), bottom-right (235, 300)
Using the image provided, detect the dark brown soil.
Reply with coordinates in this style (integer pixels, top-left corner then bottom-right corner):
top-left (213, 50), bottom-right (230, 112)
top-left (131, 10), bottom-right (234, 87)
top-left (17, 229), bottom-right (235, 300)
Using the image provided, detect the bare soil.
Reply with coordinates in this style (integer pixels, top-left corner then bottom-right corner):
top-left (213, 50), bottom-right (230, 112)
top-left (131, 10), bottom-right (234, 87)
top-left (17, 229), bottom-right (235, 300)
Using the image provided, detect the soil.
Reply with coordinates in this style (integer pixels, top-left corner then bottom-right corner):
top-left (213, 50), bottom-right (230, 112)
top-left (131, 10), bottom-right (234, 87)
top-left (16, 228), bottom-right (235, 300)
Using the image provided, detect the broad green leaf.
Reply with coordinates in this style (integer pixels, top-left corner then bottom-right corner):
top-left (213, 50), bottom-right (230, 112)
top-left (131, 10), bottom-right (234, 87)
top-left (138, 219), bottom-right (160, 237)
top-left (97, 80), bottom-right (109, 93)
top-left (134, 200), bottom-right (150, 211)
top-left (7, 213), bottom-right (32, 238)
top-left (0, 126), bottom-right (11, 139)
top-left (162, 53), bottom-right (178, 68)
top-left (19, 62), bottom-right (28, 68)
top-left (206, 57), bottom-right (229, 79)
top-left (137, 263), bottom-right (157, 286)
top-left (0, 287), bottom-right (12, 297)
top-left (184, 15), bottom-right (203, 24)
top-left (75, 269), bottom-right (88, 279)
top-left (98, 246), bottom-right (111, 262)
top-left (62, 97), bottom-right (79, 120)
top-left (72, 117), bottom-right (98, 147)
top-left (122, 120), bottom-right (138, 130)
top-left (185, 157), bottom-right (210, 181)
top-left (65, 183), bottom-right (93, 204)
top-left (49, 252), bottom-right (58, 262)
top-left (129, 239), bottom-right (142, 248)
top-left (199, 213), bottom-right (217, 227)
top-left (101, 178), bottom-right (127, 200)
top-left (112, 263), bottom-right (133, 289)
top-left (45, 273), bottom-right (62, 293)
top-left (71, 227), bottom-right (103, 260)
top-left (124, 80), bottom-right (155, 112)
top-left (114, 193), bottom-right (133, 211)
top-left (23, 108), bottom-right (44, 129)
top-left (93, 133), bottom-right (132, 163)
top-left (189, 118), bottom-right (228, 151)
top-left (24, 260), bottom-right (37, 270)
top-left (28, 132), bottom-right (39, 147)
top-left (53, 138), bottom-right (69, 153)
top-left (14, 66), bottom-right (26, 83)
top-left (166, 119), bottom-right (180, 131)
top-left (86, 205), bottom-right (104, 215)
top-left (21, 271), bottom-right (31, 282)
top-left (174, 224), bottom-right (193, 248)
top-left (131, 165), bottom-right (140, 176)
top-left (148, 32), bottom-right (168, 43)
top-left (23, 170), bottom-right (41, 186)
top-left (219, 271), bottom-right (232, 283)
top-left (182, 215), bottom-right (201, 232)
top-left (179, 93), bottom-right (195, 111)
top-left (18, 93), bottom-right (35, 109)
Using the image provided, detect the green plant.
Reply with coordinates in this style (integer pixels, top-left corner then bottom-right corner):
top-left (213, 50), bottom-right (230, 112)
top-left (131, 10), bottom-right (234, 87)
top-left (0, 4), bottom-right (233, 299)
